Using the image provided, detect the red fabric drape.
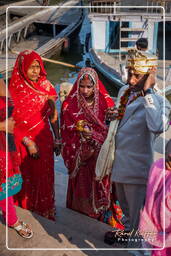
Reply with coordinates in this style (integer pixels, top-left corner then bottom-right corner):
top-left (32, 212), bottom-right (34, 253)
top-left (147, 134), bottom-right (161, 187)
top-left (61, 67), bottom-right (117, 219)
top-left (9, 50), bottom-right (57, 220)
top-left (0, 97), bottom-right (21, 198)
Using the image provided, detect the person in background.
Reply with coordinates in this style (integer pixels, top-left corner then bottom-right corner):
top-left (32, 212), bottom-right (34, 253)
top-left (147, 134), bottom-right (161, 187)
top-left (103, 49), bottom-right (171, 251)
top-left (61, 67), bottom-right (124, 229)
top-left (136, 38), bottom-right (148, 51)
top-left (9, 50), bottom-right (61, 220)
top-left (0, 74), bottom-right (33, 238)
top-left (139, 138), bottom-right (171, 256)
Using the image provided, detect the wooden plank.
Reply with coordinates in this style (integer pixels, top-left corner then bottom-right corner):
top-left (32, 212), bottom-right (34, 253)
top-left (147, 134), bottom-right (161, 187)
top-left (121, 37), bottom-right (139, 42)
top-left (120, 27), bottom-right (146, 31)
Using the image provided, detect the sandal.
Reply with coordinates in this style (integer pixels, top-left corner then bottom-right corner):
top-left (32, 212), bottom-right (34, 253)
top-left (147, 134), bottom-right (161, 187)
top-left (12, 220), bottom-right (33, 239)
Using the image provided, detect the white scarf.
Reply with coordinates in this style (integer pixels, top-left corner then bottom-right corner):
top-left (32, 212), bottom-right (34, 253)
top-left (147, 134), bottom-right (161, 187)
top-left (95, 87), bottom-right (127, 180)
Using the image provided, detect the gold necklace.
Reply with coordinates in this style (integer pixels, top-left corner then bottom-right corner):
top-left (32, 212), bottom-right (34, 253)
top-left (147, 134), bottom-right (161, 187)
top-left (87, 100), bottom-right (94, 106)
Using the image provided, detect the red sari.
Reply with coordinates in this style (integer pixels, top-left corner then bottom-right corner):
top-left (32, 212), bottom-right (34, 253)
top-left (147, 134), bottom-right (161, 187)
top-left (0, 96), bottom-right (22, 200)
top-left (61, 68), bottom-right (124, 228)
top-left (9, 50), bottom-right (57, 220)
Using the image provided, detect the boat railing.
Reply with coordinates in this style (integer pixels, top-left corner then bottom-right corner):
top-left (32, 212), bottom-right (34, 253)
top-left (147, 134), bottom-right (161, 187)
top-left (88, 0), bottom-right (171, 14)
top-left (147, 0), bottom-right (171, 13)
top-left (88, 0), bottom-right (120, 14)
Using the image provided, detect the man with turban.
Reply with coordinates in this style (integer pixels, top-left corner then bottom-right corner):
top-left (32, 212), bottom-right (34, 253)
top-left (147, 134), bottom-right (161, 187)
top-left (100, 49), bottom-right (171, 250)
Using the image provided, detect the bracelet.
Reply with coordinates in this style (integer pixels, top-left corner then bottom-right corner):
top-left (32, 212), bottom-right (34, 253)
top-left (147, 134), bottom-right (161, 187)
top-left (23, 136), bottom-right (32, 146)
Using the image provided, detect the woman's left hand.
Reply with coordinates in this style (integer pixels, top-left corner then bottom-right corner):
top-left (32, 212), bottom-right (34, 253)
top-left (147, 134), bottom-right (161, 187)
top-left (106, 107), bottom-right (119, 121)
top-left (54, 138), bottom-right (62, 156)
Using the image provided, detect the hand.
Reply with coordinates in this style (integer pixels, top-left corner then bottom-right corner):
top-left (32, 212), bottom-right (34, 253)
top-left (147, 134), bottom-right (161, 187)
top-left (165, 154), bottom-right (171, 171)
top-left (143, 67), bottom-right (156, 92)
top-left (82, 126), bottom-right (93, 140)
top-left (54, 139), bottom-right (61, 156)
top-left (27, 141), bottom-right (39, 159)
top-left (0, 117), bottom-right (15, 133)
top-left (106, 107), bottom-right (119, 121)
top-left (8, 117), bottom-right (16, 133)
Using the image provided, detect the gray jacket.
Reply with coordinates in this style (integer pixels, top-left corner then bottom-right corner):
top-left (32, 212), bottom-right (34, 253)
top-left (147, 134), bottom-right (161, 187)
top-left (111, 85), bottom-right (171, 185)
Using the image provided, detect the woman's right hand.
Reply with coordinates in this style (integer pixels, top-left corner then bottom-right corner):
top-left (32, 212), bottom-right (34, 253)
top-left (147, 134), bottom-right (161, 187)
top-left (106, 107), bottom-right (119, 121)
top-left (82, 128), bottom-right (92, 140)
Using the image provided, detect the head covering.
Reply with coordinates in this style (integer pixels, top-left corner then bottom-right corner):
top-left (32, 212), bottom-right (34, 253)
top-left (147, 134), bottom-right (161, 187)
top-left (61, 67), bottom-right (114, 146)
top-left (67, 67), bottom-right (113, 128)
top-left (126, 49), bottom-right (158, 74)
top-left (9, 50), bottom-right (57, 141)
top-left (10, 50), bottom-right (56, 97)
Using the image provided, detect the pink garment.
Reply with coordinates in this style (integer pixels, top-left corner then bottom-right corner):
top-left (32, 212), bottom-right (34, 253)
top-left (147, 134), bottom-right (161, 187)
top-left (0, 196), bottom-right (18, 226)
top-left (139, 158), bottom-right (171, 254)
top-left (152, 247), bottom-right (171, 256)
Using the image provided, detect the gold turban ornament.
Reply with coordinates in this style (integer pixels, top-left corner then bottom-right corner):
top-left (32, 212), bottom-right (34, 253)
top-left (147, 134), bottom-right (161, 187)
top-left (126, 49), bottom-right (158, 74)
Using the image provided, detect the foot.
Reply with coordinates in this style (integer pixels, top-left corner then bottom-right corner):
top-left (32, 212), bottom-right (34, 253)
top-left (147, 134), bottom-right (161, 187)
top-left (12, 220), bottom-right (33, 239)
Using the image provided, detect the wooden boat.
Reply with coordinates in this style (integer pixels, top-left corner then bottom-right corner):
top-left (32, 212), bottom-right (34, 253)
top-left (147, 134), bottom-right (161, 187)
top-left (85, 0), bottom-right (171, 92)
top-left (0, 0), bottom-right (83, 76)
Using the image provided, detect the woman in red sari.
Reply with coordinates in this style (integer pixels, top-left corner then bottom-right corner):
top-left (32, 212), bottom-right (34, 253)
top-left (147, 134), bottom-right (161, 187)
top-left (61, 67), bottom-right (124, 228)
top-left (9, 50), bottom-right (60, 220)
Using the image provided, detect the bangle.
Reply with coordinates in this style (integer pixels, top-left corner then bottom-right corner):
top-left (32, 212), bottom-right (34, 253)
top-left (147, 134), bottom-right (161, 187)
top-left (23, 136), bottom-right (32, 146)
top-left (28, 145), bottom-right (36, 150)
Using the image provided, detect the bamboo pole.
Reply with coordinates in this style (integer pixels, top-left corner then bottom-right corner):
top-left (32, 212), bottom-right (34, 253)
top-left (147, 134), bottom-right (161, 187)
top-left (42, 56), bottom-right (81, 69)
top-left (10, 49), bottom-right (81, 69)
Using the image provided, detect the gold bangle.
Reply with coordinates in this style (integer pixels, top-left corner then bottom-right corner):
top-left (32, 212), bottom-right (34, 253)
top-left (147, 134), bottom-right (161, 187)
top-left (28, 145), bottom-right (36, 150)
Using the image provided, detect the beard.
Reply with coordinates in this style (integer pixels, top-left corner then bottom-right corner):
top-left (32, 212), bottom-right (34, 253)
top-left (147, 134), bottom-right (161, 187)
top-left (128, 74), bottom-right (148, 92)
